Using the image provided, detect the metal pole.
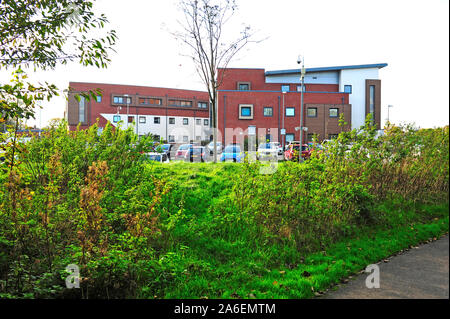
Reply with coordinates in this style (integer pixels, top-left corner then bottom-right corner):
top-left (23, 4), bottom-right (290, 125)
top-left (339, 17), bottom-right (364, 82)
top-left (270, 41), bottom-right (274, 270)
top-left (299, 61), bottom-right (305, 162)
top-left (282, 92), bottom-right (285, 150)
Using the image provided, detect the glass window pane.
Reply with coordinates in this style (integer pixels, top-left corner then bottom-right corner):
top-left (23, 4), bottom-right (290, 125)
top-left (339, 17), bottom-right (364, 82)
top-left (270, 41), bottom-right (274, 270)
top-left (329, 108), bottom-right (338, 118)
top-left (286, 108), bottom-right (295, 117)
top-left (241, 107), bottom-right (251, 116)
top-left (307, 108), bottom-right (317, 117)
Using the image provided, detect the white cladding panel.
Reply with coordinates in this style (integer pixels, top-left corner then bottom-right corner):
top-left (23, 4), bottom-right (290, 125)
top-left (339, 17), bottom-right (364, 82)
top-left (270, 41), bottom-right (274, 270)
top-left (339, 68), bottom-right (380, 130)
top-left (100, 114), bottom-right (211, 142)
top-left (265, 71), bottom-right (339, 85)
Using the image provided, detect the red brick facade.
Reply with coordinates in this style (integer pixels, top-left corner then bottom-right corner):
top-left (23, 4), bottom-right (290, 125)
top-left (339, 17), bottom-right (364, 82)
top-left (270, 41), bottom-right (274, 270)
top-left (217, 68), bottom-right (351, 145)
top-left (67, 82), bottom-right (210, 131)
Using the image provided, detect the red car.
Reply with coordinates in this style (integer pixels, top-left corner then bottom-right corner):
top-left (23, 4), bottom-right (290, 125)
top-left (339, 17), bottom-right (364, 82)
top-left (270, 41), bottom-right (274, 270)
top-left (284, 143), bottom-right (311, 161)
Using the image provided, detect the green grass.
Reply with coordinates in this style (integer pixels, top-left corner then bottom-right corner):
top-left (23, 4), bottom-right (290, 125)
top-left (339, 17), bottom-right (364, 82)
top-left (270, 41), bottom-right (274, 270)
top-left (140, 162), bottom-right (449, 299)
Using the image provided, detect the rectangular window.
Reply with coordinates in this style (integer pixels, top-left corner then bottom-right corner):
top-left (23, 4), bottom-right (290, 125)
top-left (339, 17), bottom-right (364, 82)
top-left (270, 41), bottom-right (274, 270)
top-left (79, 96), bottom-right (85, 123)
top-left (263, 107), bottom-right (273, 117)
top-left (139, 97), bottom-right (162, 105)
top-left (329, 134), bottom-right (339, 140)
top-left (369, 85), bottom-right (375, 121)
top-left (198, 102), bottom-right (208, 109)
top-left (239, 104), bottom-right (253, 119)
top-left (168, 99), bottom-right (192, 107)
top-left (344, 85), bottom-right (352, 94)
top-left (169, 117), bottom-right (175, 124)
top-left (307, 107), bottom-right (317, 117)
top-left (96, 95), bottom-right (102, 103)
top-left (153, 135), bottom-right (160, 141)
top-left (183, 136), bottom-right (189, 142)
top-left (139, 116), bottom-right (146, 123)
top-left (281, 85), bottom-right (290, 92)
top-left (168, 135), bottom-right (175, 142)
top-left (204, 119), bottom-right (209, 126)
top-left (113, 96), bottom-right (131, 104)
top-left (128, 116), bottom-right (134, 123)
top-left (183, 118), bottom-right (189, 125)
top-left (196, 119), bottom-right (201, 125)
top-left (286, 133), bottom-right (295, 143)
top-left (286, 107), bottom-right (295, 117)
top-left (238, 82), bottom-right (250, 90)
top-left (113, 115), bottom-right (121, 123)
top-left (154, 117), bottom-right (160, 124)
top-left (329, 108), bottom-right (339, 118)
top-left (307, 133), bottom-right (314, 142)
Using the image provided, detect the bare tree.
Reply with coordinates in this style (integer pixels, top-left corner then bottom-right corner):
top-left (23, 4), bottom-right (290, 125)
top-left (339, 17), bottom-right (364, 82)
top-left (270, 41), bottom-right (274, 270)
top-left (172, 0), bottom-right (259, 162)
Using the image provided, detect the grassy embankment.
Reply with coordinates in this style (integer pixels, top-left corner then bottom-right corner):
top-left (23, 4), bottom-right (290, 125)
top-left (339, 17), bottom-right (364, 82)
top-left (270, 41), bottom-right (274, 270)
top-left (144, 161), bottom-right (448, 299)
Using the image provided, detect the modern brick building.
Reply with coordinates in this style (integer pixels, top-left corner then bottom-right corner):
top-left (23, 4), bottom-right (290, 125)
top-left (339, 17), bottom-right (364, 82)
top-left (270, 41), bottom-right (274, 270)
top-left (66, 82), bottom-right (212, 143)
top-left (217, 63), bottom-right (387, 147)
top-left (66, 63), bottom-right (387, 147)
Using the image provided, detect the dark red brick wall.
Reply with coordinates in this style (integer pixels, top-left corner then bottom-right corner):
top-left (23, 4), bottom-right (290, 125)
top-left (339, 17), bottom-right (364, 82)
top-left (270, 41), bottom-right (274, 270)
top-left (68, 82), bottom-right (210, 130)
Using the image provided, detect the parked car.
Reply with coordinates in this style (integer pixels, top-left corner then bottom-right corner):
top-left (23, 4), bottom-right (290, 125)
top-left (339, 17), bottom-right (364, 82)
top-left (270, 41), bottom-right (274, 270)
top-left (144, 152), bottom-right (168, 163)
top-left (284, 143), bottom-right (311, 161)
top-left (160, 144), bottom-right (174, 160)
top-left (207, 141), bottom-right (223, 155)
top-left (257, 142), bottom-right (278, 160)
top-left (175, 144), bottom-right (193, 160)
top-left (270, 142), bottom-right (283, 156)
top-left (220, 144), bottom-right (245, 162)
top-left (183, 146), bottom-right (210, 162)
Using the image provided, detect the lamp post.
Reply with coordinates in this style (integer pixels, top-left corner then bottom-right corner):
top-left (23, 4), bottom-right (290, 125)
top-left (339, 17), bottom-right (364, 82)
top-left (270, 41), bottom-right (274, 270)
top-left (297, 55), bottom-right (306, 162)
top-left (124, 94), bottom-right (129, 129)
top-left (282, 91), bottom-right (286, 150)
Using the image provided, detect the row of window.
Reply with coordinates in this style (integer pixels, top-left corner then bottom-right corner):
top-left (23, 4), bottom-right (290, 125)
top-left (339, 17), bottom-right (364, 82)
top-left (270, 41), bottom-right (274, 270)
top-left (237, 82), bottom-right (353, 93)
top-left (239, 105), bottom-right (340, 119)
top-left (112, 115), bottom-right (209, 126)
top-left (111, 95), bottom-right (209, 108)
top-left (284, 133), bottom-right (339, 143)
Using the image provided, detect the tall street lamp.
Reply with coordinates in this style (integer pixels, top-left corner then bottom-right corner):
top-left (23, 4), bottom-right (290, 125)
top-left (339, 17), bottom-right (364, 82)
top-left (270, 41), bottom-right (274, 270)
top-left (297, 55), bottom-right (306, 162)
top-left (124, 94), bottom-right (129, 129)
top-left (282, 90), bottom-right (286, 150)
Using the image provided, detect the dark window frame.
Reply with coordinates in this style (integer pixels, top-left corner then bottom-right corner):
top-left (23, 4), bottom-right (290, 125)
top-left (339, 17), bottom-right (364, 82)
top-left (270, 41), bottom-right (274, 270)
top-left (168, 99), bottom-right (193, 107)
top-left (198, 101), bottom-right (208, 109)
top-left (183, 118), bottom-right (189, 125)
top-left (329, 108), bottom-right (339, 118)
top-left (169, 117), bottom-right (175, 124)
top-left (113, 115), bottom-right (121, 123)
top-left (344, 85), bottom-right (352, 94)
top-left (286, 107), bottom-right (295, 117)
top-left (154, 117), bottom-right (161, 124)
top-left (307, 107), bottom-right (318, 118)
top-left (239, 104), bottom-right (253, 120)
top-left (139, 116), bottom-right (146, 124)
top-left (263, 107), bottom-right (273, 117)
top-left (237, 82), bottom-right (251, 91)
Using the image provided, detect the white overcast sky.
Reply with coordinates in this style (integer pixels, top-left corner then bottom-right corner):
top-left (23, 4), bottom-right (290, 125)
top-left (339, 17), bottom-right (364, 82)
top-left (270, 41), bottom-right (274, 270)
top-left (2, 0), bottom-right (448, 128)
